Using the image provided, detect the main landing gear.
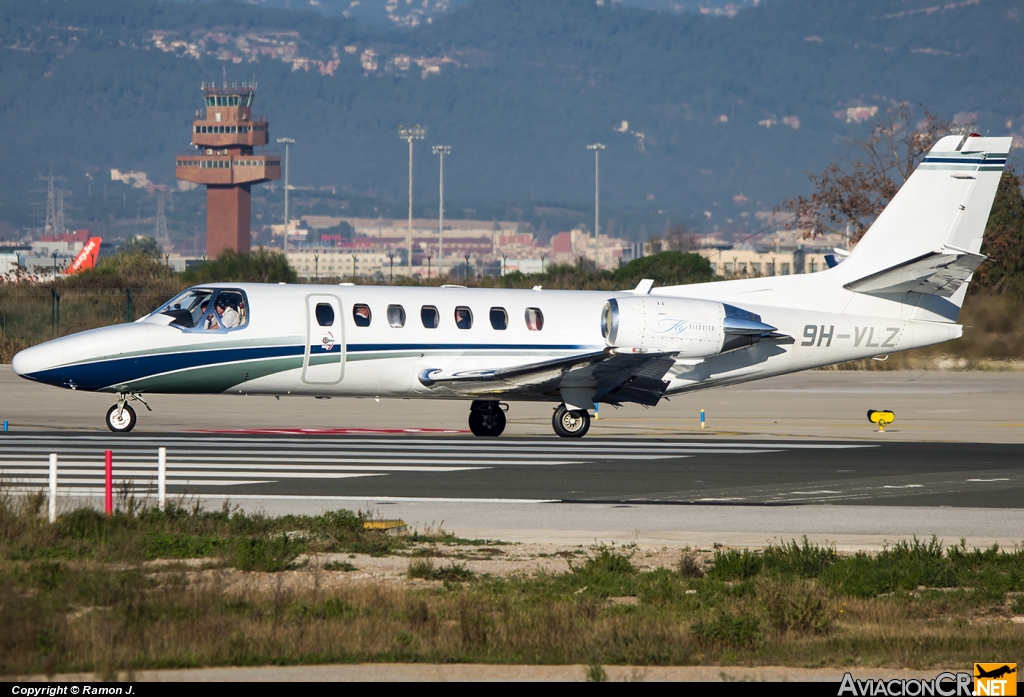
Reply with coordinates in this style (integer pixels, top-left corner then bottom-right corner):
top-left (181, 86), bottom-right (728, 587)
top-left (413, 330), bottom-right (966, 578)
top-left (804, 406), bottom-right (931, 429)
top-left (105, 392), bottom-right (151, 433)
top-left (552, 404), bottom-right (591, 438)
top-left (468, 400), bottom-right (507, 437)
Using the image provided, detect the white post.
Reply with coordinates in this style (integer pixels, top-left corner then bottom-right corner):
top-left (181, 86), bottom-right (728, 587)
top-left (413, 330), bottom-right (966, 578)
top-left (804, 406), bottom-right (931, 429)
top-left (48, 453), bottom-right (57, 523)
top-left (158, 447), bottom-right (167, 509)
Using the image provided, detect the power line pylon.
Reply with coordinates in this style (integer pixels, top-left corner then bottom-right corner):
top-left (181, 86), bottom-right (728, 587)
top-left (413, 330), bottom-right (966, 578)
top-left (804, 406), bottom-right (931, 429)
top-left (45, 172), bottom-right (57, 234)
top-left (55, 188), bottom-right (67, 234)
top-left (154, 191), bottom-right (169, 245)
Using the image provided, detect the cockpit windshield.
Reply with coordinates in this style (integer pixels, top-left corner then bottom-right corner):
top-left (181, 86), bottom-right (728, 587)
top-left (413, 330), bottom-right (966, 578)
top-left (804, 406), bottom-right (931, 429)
top-left (156, 289), bottom-right (214, 329)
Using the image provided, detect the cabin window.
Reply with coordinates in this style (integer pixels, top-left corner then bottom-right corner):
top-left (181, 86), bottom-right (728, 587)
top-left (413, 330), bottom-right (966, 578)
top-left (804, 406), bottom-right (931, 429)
top-left (387, 304), bottom-right (406, 328)
top-left (454, 306), bottom-right (473, 329)
top-left (315, 303), bottom-right (335, 327)
top-left (352, 304), bottom-right (371, 327)
top-left (525, 307), bottom-right (544, 331)
top-left (421, 306), bottom-right (439, 329)
top-left (489, 307), bottom-right (508, 330)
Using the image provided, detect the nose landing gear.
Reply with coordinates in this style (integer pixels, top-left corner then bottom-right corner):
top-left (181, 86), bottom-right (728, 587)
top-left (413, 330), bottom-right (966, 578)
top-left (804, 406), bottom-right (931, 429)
top-left (468, 400), bottom-right (507, 437)
top-left (552, 404), bottom-right (591, 438)
top-left (105, 392), bottom-right (151, 433)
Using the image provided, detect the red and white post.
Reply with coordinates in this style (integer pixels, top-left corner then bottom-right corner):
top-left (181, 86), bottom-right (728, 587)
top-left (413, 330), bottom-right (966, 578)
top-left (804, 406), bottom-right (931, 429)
top-left (104, 449), bottom-right (113, 516)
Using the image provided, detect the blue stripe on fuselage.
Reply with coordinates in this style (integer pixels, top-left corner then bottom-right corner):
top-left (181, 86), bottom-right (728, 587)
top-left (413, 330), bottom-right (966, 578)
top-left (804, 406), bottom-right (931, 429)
top-left (24, 342), bottom-right (600, 391)
top-left (25, 344), bottom-right (306, 391)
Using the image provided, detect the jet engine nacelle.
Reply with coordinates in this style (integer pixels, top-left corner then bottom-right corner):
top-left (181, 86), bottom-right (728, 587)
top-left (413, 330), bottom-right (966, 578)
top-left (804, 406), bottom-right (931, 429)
top-left (601, 296), bottom-right (777, 357)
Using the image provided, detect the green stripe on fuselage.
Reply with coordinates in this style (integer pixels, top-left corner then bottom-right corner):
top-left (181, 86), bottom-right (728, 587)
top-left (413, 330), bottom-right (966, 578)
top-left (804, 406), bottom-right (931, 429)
top-left (119, 355), bottom-right (303, 393)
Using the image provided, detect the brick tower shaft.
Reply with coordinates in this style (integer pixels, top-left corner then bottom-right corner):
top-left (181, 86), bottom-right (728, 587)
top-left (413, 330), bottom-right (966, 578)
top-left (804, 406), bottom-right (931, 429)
top-left (206, 185), bottom-right (251, 255)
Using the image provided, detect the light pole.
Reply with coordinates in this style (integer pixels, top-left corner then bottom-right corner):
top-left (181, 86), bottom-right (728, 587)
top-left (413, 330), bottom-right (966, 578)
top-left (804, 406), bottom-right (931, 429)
top-left (432, 145), bottom-right (450, 272)
top-left (587, 143), bottom-right (606, 270)
top-left (277, 137), bottom-right (295, 245)
top-left (540, 253), bottom-right (547, 274)
top-left (426, 252), bottom-right (433, 278)
top-left (314, 252), bottom-right (319, 281)
top-left (399, 124), bottom-right (426, 273)
top-left (464, 253), bottom-right (470, 280)
top-left (387, 250), bottom-right (395, 283)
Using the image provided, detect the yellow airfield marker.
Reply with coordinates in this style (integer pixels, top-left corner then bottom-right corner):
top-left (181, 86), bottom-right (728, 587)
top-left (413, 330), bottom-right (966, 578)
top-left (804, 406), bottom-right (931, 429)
top-left (867, 409), bottom-right (895, 433)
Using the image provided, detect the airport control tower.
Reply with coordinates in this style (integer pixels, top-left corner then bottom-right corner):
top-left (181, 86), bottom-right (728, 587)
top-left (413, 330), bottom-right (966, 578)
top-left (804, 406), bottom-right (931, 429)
top-left (176, 83), bottom-right (281, 257)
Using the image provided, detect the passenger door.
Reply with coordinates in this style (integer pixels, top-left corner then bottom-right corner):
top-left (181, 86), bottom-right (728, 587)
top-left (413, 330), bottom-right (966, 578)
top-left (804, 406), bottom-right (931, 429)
top-left (302, 294), bottom-right (344, 384)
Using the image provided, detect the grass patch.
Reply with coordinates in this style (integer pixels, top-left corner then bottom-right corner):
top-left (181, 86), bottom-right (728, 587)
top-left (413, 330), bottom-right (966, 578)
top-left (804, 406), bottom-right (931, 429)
top-left (407, 558), bottom-right (475, 582)
top-left (2, 491), bottom-right (1023, 675)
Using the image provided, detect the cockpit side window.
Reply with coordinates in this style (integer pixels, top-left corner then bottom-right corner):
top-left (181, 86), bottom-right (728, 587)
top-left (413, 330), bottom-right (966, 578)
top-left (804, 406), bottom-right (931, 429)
top-left (159, 288), bottom-right (249, 333)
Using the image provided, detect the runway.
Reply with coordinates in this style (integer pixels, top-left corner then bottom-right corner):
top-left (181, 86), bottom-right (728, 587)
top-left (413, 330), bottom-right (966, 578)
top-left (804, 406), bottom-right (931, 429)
top-left (3, 367), bottom-right (1024, 549)
top-left (3, 431), bottom-right (1023, 551)
top-left (3, 431), bottom-right (1022, 507)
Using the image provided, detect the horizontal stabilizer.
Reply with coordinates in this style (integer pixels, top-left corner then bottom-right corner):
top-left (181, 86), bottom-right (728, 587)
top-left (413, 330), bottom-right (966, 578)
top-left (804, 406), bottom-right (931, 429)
top-left (843, 247), bottom-right (986, 298)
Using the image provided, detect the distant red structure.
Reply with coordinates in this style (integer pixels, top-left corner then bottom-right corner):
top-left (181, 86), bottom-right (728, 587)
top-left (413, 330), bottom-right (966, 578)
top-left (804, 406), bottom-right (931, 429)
top-left (176, 83), bottom-right (281, 257)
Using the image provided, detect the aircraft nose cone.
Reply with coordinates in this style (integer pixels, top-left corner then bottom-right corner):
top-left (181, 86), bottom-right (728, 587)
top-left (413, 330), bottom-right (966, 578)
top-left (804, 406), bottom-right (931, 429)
top-left (12, 343), bottom-right (56, 380)
top-left (12, 343), bottom-right (43, 378)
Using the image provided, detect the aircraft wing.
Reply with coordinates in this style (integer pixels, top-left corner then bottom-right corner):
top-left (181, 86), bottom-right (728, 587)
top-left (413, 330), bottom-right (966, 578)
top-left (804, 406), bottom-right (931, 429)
top-left (844, 247), bottom-right (986, 297)
top-left (418, 348), bottom-right (678, 406)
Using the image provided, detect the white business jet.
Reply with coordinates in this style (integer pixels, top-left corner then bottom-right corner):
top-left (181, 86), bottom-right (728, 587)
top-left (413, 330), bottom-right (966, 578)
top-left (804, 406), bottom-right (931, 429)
top-left (13, 134), bottom-right (1011, 436)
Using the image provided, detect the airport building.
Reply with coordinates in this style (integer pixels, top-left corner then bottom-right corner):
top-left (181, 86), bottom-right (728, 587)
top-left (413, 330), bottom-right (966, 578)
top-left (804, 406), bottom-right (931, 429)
top-left (175, 83), bottom-right (281, 258)
top-left (696, 242), bottom-right (833, 278)
top-left (286, 249), bottom-right (391, 279)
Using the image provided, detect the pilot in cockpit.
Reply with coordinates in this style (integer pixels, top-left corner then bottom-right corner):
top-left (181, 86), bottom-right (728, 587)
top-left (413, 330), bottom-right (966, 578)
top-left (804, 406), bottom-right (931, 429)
top-left (205, 296), bottom-right (239, 330)
top-left (216, 296), bottom-right (240, 328)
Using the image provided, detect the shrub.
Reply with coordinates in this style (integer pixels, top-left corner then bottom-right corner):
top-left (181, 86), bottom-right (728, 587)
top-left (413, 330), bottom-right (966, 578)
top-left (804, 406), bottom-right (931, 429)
top-left (230, 534), bottom-right (299, 572)
top-left (678, 548), bottom-right (705, 578)
top-left (691, 613), bottom-right (762, 648)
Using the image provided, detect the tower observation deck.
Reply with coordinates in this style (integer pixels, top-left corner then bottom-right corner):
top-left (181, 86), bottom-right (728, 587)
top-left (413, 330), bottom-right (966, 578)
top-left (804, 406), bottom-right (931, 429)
top-left (176, 83), bottom-right (281, 256)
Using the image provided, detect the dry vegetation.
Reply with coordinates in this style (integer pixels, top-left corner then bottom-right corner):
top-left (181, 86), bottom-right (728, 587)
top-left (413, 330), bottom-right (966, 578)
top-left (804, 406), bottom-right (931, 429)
top-left (1, 491), bottom-right (1022, 677)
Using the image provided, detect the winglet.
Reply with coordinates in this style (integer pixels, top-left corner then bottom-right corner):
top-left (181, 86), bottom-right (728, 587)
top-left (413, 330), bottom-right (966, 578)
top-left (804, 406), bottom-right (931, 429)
top-left (632, 279), bottom-right (654, 295)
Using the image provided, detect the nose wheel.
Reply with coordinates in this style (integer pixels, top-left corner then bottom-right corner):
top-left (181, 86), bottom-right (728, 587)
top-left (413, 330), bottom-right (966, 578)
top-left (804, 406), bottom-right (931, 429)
top-left (552, 404), bottom-right (591, 438)
top-left (468, 400), bottom-right (507, 437)
top-left (105, 392), bottom-right (151, 433)
top-left (106, 404), bottom-right (137, 433)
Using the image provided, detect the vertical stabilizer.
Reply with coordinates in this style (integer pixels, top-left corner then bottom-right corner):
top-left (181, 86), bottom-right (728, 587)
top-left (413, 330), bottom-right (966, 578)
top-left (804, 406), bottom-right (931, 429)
top-left (842, 135), bottom-right (1012, 296)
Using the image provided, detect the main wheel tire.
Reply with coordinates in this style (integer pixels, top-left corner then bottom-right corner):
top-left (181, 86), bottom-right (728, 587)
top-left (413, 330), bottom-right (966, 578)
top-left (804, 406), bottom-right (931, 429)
top-left (468, 403), bottom-right (506, 437)
top-left (552, 404), bottom-right (590, 438)
top-left (106, 404), bottom-right (137, 433)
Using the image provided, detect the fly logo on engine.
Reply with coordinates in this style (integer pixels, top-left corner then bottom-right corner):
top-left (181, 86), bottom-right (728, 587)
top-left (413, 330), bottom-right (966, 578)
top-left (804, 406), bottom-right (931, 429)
top-left (654, 319), bottom-right (690, 336)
